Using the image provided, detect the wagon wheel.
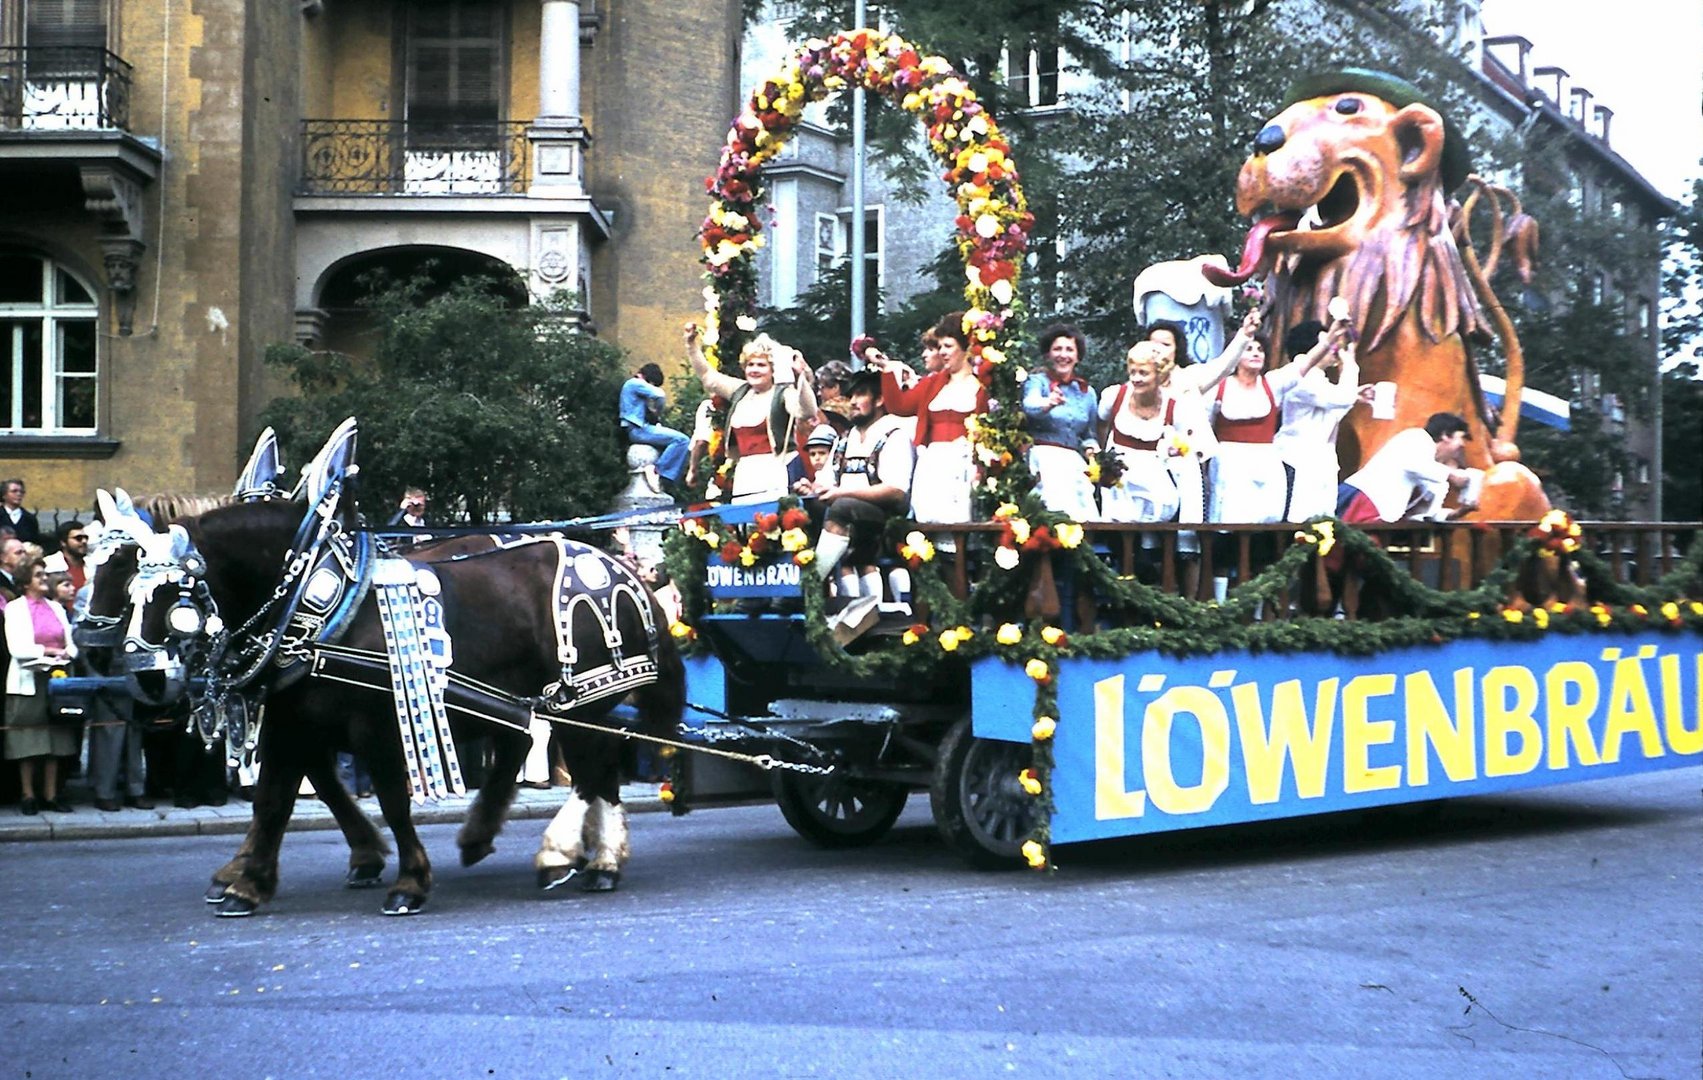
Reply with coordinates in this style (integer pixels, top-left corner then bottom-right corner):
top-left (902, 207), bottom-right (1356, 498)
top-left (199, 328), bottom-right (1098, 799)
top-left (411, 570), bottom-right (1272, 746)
top-left (772, 771), bottom-right (910, 849)
top-left (930, 717), bottom-right (1036, 870)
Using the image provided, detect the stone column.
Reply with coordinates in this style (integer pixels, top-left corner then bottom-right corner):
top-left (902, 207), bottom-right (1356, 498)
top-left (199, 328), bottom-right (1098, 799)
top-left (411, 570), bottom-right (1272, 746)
top-left (538, 0), bottom-right (582, 124)
top-left (529, 0), bottom-right (590, 198)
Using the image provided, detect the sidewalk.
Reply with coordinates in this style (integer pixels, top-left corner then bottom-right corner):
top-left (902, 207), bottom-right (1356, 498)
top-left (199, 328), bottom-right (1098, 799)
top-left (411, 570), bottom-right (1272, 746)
top-left (0, 782), bottom-right (666, 843)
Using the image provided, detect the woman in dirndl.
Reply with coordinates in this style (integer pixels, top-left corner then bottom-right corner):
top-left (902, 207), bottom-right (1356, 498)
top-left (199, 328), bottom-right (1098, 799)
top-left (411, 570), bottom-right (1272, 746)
top-left (5, 555), bottom-right (78, 814)
top-left (686, 324), bottom-right (817, 503)
top-left (1097, 341), bottom-right (1217, 527)
top-left (1021, 323), bottom-right (1099, 521)
top-left (879, 312), bottom-right (988, 530)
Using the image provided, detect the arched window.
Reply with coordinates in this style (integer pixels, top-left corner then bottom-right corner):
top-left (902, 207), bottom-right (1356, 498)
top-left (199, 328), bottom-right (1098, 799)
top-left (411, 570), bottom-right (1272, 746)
top-left (0, 251), bottom-right (99, 433)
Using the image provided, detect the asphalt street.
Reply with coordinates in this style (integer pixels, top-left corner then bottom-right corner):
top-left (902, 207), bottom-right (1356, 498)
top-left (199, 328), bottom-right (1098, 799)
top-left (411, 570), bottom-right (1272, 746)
top-left (1, 767), bottom-right (1698, 1079)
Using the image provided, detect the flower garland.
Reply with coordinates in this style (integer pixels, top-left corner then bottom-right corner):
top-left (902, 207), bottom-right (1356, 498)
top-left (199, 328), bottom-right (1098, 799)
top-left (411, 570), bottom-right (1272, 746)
top-left (699, 28), bottom-right (1034, 509)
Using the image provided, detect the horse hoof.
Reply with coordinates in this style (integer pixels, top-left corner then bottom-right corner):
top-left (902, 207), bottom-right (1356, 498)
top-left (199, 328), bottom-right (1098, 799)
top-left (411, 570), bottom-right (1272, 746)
top-left (204, 880), bottom-right (232, 903)
top-left (580, 869), bottom-right (620, 893)
top-left (382, 891), bottom-right (426, 916)
top-left (346, 863), bottom-right (385, 889)
top-left (459, 841), bottom-right (495, 868)
top-left (214, 894), bottom-right (259, 918)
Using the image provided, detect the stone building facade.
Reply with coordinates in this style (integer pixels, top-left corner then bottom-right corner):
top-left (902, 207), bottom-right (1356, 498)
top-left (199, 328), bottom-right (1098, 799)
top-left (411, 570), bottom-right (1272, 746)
top-left (0, 0), bottom-right (742, 509)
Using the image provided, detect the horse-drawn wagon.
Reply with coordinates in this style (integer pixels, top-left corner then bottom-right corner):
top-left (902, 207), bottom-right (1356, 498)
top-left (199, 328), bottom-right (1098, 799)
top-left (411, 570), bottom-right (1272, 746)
top-left (658, 504), bottom-right (1703, 871)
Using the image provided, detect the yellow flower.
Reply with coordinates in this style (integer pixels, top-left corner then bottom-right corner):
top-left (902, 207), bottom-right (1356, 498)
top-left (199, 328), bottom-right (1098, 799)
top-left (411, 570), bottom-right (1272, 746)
top-left (1018, 768), bottom-right (1043, 795)
top-left (668, 620), bottom-right (694, 640)
top-left (1466, 612), bottom-right (1481, 621)
top-left (1021, 840), bottom-right (1047, 869)
top-left (1024, 658), bottom-right (1051, 683)
top-left (996, 623), bottom-right (1023, 646)
top-left (659, 783), bottom-right (675, 804)
top-left (1084, 459), bottom-right (1101, 484)
top-left (939, 630), bottom-right (961, 652)
top-left (1691, 602), bottom-right (1703, 616)
top-left (993, 503), bottom-right (1020, 520)
top-left (1055, 522), bottom-right (1084, 549)
top-left (739, 547), bottom-right (758, 567)
top-left (1502, 608), bottom-right (1523, 623)
top-left (1313, 520), bottom-right (1337, 557)
top-left (901, 628), bottom-right (921, 646)
top-left (1533, 607), bottom-right (1549, 629)
top-left (1596, 611), bottom-right (1612, 627)
top-left (1631, 604), bottom-right (1648, 616)
top-left (1009, 518), bottom-right (1031, 546)
top-left (1031, 716), bottom-right (1056, 741)
top-left (793, 548), bottom-right (816, 567)
top-left (780, 528), bottom-right (809, 552)
top-left (953, 626), bottom-right (974, 643)
top-left (1548, 601), bottom-right (1568, 613)
top-left (1040, 626), bottom-right (1065, 646)
top-left (1660, 601), bottom-right (1681, 621)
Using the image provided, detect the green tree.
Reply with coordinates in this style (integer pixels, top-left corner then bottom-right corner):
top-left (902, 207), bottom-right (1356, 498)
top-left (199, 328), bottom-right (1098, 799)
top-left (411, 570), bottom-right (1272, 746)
top-left (261, 277), bottom-right (630, 525)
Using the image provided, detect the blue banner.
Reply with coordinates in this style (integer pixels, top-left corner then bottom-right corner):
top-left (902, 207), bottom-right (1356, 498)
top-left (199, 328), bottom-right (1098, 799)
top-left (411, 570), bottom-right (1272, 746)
top-left (973, 633), bottom-right (1703, 844)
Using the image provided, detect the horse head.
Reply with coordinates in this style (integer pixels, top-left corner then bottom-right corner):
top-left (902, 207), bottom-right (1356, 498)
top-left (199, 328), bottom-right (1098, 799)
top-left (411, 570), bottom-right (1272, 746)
top-left (111, 525), bottom-right (223, 706)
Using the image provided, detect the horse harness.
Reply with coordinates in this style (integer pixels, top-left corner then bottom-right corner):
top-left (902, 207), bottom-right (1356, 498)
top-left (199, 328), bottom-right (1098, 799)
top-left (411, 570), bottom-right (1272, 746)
top-left (128, 492), bottom-right (666, 800)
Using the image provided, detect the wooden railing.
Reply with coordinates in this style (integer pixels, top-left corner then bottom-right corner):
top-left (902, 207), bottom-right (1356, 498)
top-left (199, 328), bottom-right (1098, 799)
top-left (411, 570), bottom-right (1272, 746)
top-left (911, 521), bottom-right (1701, 617)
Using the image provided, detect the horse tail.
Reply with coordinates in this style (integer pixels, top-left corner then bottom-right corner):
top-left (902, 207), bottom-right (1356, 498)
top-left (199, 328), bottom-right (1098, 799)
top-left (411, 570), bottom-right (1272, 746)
top-left (1454, 177), bottom-right (1532, 463)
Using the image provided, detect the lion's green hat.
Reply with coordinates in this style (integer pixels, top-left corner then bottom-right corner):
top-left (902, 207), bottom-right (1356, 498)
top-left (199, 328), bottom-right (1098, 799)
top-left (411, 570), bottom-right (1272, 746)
top-left (1281, 67), bottom-right (1472, 193)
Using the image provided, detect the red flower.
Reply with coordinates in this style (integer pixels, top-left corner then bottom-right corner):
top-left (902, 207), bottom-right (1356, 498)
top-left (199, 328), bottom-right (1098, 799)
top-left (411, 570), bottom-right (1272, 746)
top-left (718, 541), bottom-right (744, 564)
top-left (755, 511), bottom-right (781, 534)
top-left (780, 507), bottom-right (810, 531)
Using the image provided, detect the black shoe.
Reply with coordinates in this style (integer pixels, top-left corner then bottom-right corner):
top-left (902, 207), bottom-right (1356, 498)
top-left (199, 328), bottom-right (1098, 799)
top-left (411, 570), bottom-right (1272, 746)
top-left (47, 797), bottom-right (73, 813)
top-left (95, 798), bottom-right (122, 811)
top-left (19, 797), bottom-right (38, 816)
top-left (124, 795), bottom-right (156, 810)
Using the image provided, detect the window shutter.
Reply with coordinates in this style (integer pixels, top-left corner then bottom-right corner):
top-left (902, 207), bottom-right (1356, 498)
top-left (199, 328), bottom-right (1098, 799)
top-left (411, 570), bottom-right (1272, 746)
top-left (407, 0), bottom-right (501, 128)
top-left (26, 0), bottom-right (106, 50)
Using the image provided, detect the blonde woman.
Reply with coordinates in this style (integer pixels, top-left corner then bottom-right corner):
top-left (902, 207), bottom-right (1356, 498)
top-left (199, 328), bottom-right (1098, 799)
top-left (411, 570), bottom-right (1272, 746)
top-left (686, 325), bottom-right (817, 502)
top-left (1097, 341), bottom-right (1216, 535)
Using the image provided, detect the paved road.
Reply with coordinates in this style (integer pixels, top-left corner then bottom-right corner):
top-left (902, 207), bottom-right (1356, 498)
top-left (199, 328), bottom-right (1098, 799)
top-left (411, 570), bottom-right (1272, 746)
top-left (2, 768), bottom-right (1698, 1079)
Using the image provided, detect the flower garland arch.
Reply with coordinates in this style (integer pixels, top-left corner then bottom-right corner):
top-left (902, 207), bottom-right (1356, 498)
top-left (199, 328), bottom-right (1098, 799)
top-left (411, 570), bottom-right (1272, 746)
top-left (698, 28), bottom-right (1035, 506)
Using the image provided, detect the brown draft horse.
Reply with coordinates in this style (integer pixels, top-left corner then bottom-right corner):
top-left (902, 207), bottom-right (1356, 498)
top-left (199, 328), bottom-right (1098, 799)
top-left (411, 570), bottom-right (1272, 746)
top-left (91, 499), bottom-right (684, 916)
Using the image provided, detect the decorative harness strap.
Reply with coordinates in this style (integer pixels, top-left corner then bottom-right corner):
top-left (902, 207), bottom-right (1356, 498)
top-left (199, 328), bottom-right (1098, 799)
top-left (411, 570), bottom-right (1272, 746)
top-left (371, 558), bottom-right (464, 802)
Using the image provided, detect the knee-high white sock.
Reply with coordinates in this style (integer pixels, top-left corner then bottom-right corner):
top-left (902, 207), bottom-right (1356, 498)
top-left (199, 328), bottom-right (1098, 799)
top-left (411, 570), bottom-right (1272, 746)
top-left (859, 568), bottom-right (883, 601)
top-left (814, 530), bottom-right (850, 577)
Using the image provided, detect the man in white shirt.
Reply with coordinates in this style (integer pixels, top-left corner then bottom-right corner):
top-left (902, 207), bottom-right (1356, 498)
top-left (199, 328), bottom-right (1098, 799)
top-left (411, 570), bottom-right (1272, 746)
top-left (1337, 412), bottom-right (1481, 523)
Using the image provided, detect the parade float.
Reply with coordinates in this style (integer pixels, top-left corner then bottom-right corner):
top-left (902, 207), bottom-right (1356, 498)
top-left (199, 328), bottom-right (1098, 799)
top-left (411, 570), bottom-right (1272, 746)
top-left (661, 37), bottom-right (1703, 870)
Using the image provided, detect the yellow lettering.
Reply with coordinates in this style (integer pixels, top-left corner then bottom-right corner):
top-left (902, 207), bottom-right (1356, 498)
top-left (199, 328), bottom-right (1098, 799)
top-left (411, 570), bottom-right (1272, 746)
top-left (1142, 687), bottom-right (1230, 815)
top-left (1094, 675), bottom-right (1146, 820)
top-left (1483, 665), bottom-right (1542, 777)
top-left (1543, 661), bottom-right (1601, 769)
top-left (1602, 652), bottom-right (1663, 762)
top-left (1663, 654), bottom-right (1703, 755)
top-left (1342, 674), bottom-right (1401, 793)
top-left (1404, 669), bottom-right (1476, 786)
top-left (1232, 679), bottom-right (1336, 804)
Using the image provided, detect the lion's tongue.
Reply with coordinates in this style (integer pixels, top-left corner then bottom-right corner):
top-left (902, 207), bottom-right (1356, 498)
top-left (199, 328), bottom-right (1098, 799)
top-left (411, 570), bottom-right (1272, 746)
top-left (1202, 213), bottom-right (1301, 287)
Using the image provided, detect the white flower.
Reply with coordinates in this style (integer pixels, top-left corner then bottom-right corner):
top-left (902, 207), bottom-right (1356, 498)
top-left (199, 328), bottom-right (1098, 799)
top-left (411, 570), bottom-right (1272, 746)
top-left (994, 546), bottom-right (1021, 570)
top-left (735, 314), bottom-right (758, 332)
top-left (990, 279), bottom-right (1014, 306)
top-left (975, 213), bottom-right (1000, 239)
top-left (967, 152), bottom-right (988, 173)
top-left (965, 264), bottom-right (984, 287)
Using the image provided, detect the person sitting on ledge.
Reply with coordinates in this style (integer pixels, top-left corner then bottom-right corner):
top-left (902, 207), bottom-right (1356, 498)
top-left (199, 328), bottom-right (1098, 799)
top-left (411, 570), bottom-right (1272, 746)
top-left (619, 362), bottom-right (691, 495)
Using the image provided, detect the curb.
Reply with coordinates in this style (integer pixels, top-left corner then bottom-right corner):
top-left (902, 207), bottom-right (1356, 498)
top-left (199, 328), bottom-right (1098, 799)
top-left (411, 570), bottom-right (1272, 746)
top-left (0, 789), bottom-right (668, 843)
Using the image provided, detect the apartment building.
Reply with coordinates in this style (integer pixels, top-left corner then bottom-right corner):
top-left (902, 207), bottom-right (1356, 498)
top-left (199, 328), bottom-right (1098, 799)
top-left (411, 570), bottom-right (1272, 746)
top-left (0, 0), bottom-right (742, 508)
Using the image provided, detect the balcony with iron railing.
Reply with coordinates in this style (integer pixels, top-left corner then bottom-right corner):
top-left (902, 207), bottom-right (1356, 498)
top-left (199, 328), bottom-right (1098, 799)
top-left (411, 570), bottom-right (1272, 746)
top-left (298, 120), bottom-right (532, 196)
top-left (0, 46), bottom-right (132, 131)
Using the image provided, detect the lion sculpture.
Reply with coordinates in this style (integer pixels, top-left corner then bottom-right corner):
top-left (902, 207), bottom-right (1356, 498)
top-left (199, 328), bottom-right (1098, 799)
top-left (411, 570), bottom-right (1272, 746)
top-left (1205, 68), bottom-right (1550, 521)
